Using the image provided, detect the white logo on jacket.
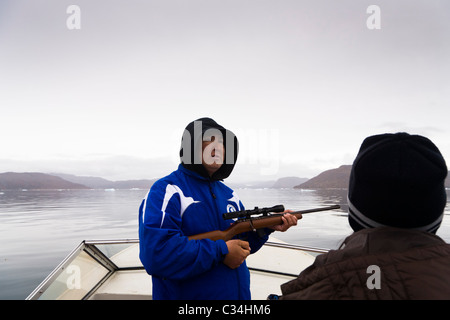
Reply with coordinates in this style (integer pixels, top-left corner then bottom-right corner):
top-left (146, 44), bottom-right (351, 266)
top-left (227, 191), bottom-right (242, 212)
top-left (142, 184), bottom-right (199, 227)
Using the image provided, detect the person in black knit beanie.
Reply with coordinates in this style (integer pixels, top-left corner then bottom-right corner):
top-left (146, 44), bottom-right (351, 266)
top-left (281, 132), bottom-right (450, 299)
top-left (348, 132), bottom-right (447, 233)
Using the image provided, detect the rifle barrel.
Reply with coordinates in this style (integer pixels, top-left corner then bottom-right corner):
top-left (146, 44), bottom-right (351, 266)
top-left (188, 204), bottom-right (341, 241)
top-left (290, 204), bottom-right (341, 216)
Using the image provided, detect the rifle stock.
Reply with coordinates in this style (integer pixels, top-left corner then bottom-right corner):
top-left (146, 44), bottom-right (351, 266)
top-left (188, 204), bottom-right (340, 241)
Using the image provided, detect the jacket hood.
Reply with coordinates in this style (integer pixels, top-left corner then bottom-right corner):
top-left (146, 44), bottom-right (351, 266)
top-left (179, 117), bottom-right (239, 181)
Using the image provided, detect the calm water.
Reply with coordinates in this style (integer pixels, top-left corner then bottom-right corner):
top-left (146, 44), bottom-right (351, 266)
top-left (1, 188), bottom-right (449, 300)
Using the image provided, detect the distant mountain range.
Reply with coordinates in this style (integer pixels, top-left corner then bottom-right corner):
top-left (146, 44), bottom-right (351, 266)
top-left (0, 172), bottom-right (308, 190)
top-left (53, 173), bottom-right (156, 190)
top-left (0, 172), bottom-right (156, 190)
top-left (294, 165), bottom-right (450, 189)
top-left (1, 167), bottom-right (449, 190)
top-left (229, 176), bottom-right (309, 189)
top-left (294, 165), bottom-right (351, 189)
top-left (0, 172), bottom-right (89, 190)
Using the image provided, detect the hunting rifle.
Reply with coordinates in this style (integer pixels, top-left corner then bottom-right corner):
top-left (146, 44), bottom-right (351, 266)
top-left (188, 204), bottom-right (340, 241)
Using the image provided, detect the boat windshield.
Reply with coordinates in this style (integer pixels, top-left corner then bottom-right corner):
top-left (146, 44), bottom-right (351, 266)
top-left (27, 239), bottom-right (141, 300)
top-left (27, 239), bottom-right (328, 300)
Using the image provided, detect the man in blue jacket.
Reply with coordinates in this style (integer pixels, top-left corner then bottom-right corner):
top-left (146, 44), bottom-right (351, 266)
top-left (139, 117), bottom-right (297, 299)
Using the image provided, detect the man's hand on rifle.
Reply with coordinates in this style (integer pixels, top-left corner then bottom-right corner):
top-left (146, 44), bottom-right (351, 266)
top-left (269, 210), bottom-right (298, 232)
top-left (223, 240), bottom-right (251, 269)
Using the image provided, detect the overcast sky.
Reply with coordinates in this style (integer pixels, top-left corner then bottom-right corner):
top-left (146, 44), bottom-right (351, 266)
top-left (0, 0), bottom-right (449, 182)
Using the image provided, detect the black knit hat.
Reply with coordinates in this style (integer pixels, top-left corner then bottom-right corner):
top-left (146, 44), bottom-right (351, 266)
top-left (179, 117), bottom-right (239, 181)
top-left (348, 132), bottom-right (447, 233)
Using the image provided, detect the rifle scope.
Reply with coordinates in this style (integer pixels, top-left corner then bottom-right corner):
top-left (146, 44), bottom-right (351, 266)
top-left (222, 204), bottom-right (285, 220)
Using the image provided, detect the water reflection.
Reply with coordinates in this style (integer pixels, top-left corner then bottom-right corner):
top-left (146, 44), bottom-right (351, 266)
top-left (0, 189), bottom-right (147, 299)
top-left (0, 188), bottom-right (449, 299)
top-left (312, 189), bottom-right (349, 212)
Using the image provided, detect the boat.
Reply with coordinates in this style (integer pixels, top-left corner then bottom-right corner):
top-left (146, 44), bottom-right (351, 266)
top-left (26, 238), bottom-right (328, 300)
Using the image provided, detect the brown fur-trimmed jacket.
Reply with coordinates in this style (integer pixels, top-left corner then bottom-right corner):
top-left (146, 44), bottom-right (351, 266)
top-left (281, 227), bottom-right (450, 299)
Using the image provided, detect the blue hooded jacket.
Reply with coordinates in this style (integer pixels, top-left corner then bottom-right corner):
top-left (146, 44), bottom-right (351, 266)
top-left (138, 118), bottom-right (272, 299)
